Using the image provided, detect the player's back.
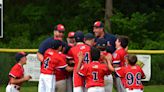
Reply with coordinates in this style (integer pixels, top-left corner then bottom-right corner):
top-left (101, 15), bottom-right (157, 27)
top-left (41, 48), bottom-right (65, 74)
top-left (117, 65), bottom-right (145, 89)
top-left (84, 62), bottom-right (110, 88)
top-left (68, 43), bottom-right (91, 69)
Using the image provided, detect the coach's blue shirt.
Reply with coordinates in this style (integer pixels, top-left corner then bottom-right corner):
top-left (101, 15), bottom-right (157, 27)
top-left (95, 33), bottom-right (116, 53)
top-left (38, 37), bottom-right (70, 55)
top-left (38, 37), bottom-right (55, 55)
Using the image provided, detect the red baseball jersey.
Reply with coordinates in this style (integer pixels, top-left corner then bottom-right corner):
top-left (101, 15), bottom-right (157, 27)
top-left (67, 43), bottom-right (91, 87)
top-left (115, 65), bottom-right (145, 89)
top-left (41, 48), bottom-right (67, 75)
top-left (68, 43), bottom-right (91, 69)
top-left (78, 61), bottom-right (111, 88)
top-left (9, 63), bottom-right (24, 85)
top-left (56, 52), bottom-right (68, 81)
top-left (112, 47), bottom-right (127, 67)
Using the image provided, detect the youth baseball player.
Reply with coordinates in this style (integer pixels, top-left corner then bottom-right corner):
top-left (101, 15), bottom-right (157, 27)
top-left (95, 38), bottom-right (113, 92)
top-left (77, 47), bottom-right (111, 92)
top-left (6, 52), bottom-right (32, 92)
top-left (67, 31), bottom-right (92, 92)
top-left (38, 40), bottom-right (73, 92)
top-left (112, 35), bottom-right (129, 92)
top-left (107, 55), bottom-right (146, 92)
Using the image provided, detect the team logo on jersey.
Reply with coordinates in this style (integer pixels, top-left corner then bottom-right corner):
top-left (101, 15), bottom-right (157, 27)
top-left (112, 53), bottom-right (117, 58)
top-left (80, 46), bottom-right (86, 50)
top-left (92, 65), bottom-right (98, 69)
top-left (48, 51), bottom-right (53, 55)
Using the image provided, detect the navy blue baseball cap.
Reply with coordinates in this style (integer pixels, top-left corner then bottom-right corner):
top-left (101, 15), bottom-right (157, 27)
top-left (51, 40), bottom-right (63, 49)
top-left (84, 33), bottom-right (95, 40)
top-left (96, 38), bottom-right (107, 47)
top-left (93, 21), bottom-right (104, 28)
top-left (74, 31), bottom-right (84, 42)
top-left (15, 52), bottom-right (28, 62)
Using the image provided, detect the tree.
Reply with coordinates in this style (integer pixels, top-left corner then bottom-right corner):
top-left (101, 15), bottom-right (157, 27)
top-left (105, 0), bottom-right (113, 33)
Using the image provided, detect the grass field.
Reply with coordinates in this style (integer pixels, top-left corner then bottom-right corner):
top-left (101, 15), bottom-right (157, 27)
top-left (1, 84), bottom-right (164, 92)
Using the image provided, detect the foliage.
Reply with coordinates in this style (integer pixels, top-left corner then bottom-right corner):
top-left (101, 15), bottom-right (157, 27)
top-left (110, 11), bottom-right (164, 50)
top-left (0, 0), bottom-right (163, 86)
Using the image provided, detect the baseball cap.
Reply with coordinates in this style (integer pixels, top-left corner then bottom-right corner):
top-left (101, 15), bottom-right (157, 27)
top-left (51, 40), bottom-right (63, 49)
top-left (96, 38), bottom-right (107, 47)
top-left (74, 31), bottom-right (84, 42)
top-left (93, 21), bottom-right (104, 28)
top-left (68, 32), bottom-right (75, 38)
top-left (54, 24), bottom-right (65, 32)
top-left (15, 52), bottom-right (28, 62)
top-left (84, 33), bottom-right (95, 39)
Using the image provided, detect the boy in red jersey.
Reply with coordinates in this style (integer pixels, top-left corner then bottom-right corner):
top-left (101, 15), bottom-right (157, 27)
top-left (38, 40), bottom-right (73, 92)
top-left (116, 55), bottom-right (145, 92)
top-left (95, 38), bottom-right (113, 92)
top-left (107, 55), bottom-right (146, 92)
top-left (84, 33), bottom-right (95, 47)
top-left (112, 35), bottom-right (129, 92)
top-left (77, 47), bottom-right (111, 92)
top-left (67, 31), bottom-right (91, 92)
top-left (6, 52), bottom-right (32, 92)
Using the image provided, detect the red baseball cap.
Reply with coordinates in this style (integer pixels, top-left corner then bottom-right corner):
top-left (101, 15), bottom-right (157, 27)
top-left (68, 32), bottom-right (75, 38)
top-left (93, 21), bottom-right (104, 28)
top-left (55, 24), bottom-right (65, 32)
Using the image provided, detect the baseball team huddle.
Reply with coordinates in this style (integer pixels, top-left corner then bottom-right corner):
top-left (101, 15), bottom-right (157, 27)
top-left (6, 21), bottom-right (146, 92)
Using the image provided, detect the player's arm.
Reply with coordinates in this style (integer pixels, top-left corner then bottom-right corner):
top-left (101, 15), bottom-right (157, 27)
top-left (37, 52), bottom-right (44, 62)
top-left (76, 51), bottom-right (84, 72)
top-left (65, 66), bottom-right (74, 72)
top-left (104, 54), bottom-right (115, 72)
top-left (140, 67), bottom-right (146, 79)
top-left (9, 75), bottom-right (32, 84)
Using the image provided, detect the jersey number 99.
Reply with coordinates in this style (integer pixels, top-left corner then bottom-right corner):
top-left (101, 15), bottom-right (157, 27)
top-left (126, 72), bottom-right (142, 86)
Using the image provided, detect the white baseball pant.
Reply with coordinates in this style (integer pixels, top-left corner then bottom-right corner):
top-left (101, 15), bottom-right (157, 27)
top-left (87, 87), bottom-right (105, 92)
top-left (38, 73), bottom-right (55, 92)
top-left (104, 74), bottom-right (113, 92)
top-left (6, 84), bottom-right (20, 92)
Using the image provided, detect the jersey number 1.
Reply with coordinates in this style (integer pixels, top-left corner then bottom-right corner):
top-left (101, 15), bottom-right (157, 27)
top-left (92, 72), bottom-right (98, 81)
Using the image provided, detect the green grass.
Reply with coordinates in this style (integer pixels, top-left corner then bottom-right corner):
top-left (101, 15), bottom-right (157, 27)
top-left (1, 84), bottom-right (164, 92)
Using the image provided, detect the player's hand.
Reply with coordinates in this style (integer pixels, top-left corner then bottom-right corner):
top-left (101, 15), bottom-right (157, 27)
top-left (24, 75), bottom-right (32, 81)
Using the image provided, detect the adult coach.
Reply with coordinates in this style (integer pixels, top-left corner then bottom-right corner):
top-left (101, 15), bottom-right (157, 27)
top-left (6, 52), bottom-right (32, 92)
top-left (37, 24), bottom-right (65, 62)
top-left (93, 21), bottom-right (116, 53)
